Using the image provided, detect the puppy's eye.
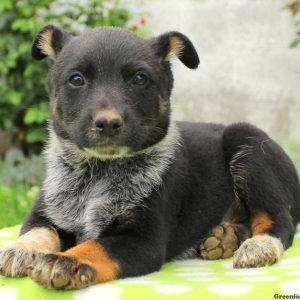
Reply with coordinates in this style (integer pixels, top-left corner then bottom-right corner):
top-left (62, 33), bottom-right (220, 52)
top-left (69, 74), bottom-right (85, 86)
top-left (132, 72), bottom-right (149, 86)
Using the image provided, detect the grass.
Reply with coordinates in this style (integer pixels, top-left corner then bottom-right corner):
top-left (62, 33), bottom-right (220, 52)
top-left (0, 140), bottom-right (299, 229)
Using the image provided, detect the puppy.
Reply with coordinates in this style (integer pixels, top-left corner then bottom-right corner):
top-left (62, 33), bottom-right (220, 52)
top-left (0, 24), bottom-right (299, 290)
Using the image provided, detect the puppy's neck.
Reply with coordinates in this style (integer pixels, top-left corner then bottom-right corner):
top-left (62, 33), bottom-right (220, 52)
top-left (45, 121), bottom-right (182, 171)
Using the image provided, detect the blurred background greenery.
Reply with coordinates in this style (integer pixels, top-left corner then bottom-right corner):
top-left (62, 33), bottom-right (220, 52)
top-left (0, 0), bottom-right (299, 229)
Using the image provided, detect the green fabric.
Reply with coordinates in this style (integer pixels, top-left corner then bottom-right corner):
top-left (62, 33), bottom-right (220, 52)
top-left (0, 225), bottom-right (299, 300)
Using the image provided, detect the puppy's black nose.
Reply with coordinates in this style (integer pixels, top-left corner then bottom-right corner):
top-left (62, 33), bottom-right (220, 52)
top-left (94, 110), bottom-right (123, 136)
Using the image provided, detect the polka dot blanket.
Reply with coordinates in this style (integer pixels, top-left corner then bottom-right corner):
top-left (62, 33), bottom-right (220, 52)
top-left (0, 225), bottom-right (299, 300)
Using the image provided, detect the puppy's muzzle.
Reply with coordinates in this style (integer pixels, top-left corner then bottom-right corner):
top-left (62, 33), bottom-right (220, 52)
top-left (94, 109), bottom-right (124, 137)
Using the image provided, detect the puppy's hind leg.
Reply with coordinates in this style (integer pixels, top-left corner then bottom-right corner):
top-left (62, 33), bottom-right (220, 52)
top-left (200, 223), bottom-right (250, 260)
top-left (222, 123), bottom-right (300, 268)
top-left (200, 203), bottom-right (251, 260)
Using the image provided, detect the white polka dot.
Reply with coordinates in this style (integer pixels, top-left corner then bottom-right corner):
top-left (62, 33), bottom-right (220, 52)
top-left (281, 279), bottom-right (300, 293)
top-left (75, 284), bottom-right (122, 300)
top-left (187, 277), bottom-right (217, 282)
top-left (0, 287), bottom-right (18, 300)
top-left (153, 284), bottom-right (192, 295)
top-left (207, 284), bottom-right (252, 296)
top-left (278, 257), bottom-right (300, 265)
top-left (176, 271), bottom-right (214, 277)
top-left (286, 270), bottom-right (300, 276)
top-left (0, 241), bottom-right (14, 247)
top-left (174, 259), bottom-right (212, 266)
top-left (0, 231), bottom-right (13, 238)
top-left (239, 276), bottom-right (278, 282)
top-left (225, 269), bottom-right (267, 276)
top-left (120, 277), bottom-right (158, 285)
top-left (175, 267), bottom-right (213, 272)
top-left (275, 264), bottom-right (300, 270)
top-left (222, 261), bottom-right (233, 269)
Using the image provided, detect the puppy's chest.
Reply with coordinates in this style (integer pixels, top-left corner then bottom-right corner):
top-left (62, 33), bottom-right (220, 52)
top-left (42, 159), bottom-right (156, 240)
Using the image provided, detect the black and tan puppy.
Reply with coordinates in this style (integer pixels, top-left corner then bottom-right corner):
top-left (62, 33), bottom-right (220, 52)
top-left (0, 24), bottom-right (299, 290)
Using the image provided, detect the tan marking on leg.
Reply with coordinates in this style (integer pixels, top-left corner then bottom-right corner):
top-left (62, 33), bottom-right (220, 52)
top-left (200, 224), bottom-right (239, 260)
top-left (200, 223), bottom-right (251, 260)
top-left (28, 240), bottom-right (120, 289)
top-left (61, 240), bottom-right (120, 283)
top-left (233, 234), bottom-right (284, 268)
top-left (14, 227), bottom-right (60, 253)
top-left (251, 210), bottom-right (273, 235)
top-left (0, 227), bottom-right (59, 278)
top-left (159, 96), bottom-right (168, 114)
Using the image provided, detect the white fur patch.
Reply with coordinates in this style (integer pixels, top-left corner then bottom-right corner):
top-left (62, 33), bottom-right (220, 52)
top-left (233, 234), bottom-right (284, 268)
top-left (42, 122), bottom-right (181, 241)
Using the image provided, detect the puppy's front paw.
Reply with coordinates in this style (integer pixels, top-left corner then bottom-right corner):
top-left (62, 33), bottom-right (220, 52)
top-left (0, 248), bottom-right (42, 277)
top-left (233, 235), bottom-right (284, 268)
top-left (28, 254), bottom-right (97, 289)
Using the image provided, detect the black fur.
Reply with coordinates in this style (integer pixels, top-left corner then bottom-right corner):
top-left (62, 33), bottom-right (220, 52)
top-left (19, 25), bottom-right (300, 281)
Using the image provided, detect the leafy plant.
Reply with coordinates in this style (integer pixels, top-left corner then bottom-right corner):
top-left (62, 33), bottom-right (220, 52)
top-left (285, 1), bottom-right (300, 48)
top-left (0, 0), bottom-right (148, 155)
top-left (0, 184), bottom-right (39, 228)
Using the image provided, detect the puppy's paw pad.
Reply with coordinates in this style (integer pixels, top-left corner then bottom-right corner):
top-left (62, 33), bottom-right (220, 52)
top-left (29, 254), bottom-right (97, 289)
top-left (233, 235), bottom-right (284, 268)
top-left (0, 248), bottom-right (42, 277)
top-left (200, 224), bottom-right (239, 260)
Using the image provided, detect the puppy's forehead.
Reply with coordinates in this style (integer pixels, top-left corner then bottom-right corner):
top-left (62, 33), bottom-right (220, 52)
top-left (59, 27), bottom-right (154, 66)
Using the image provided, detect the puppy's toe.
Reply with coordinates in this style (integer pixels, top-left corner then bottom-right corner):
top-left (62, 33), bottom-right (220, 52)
top-left (200, 224), bottom-right (239, 260)
top-left (0, 248), bottom-right (41, 277)
top-left (29, 254), bottom-right (58, 287)
top-left (233, 235), bottom-right (284, 268)
top-left (28, 254), bottom-right (97, 289)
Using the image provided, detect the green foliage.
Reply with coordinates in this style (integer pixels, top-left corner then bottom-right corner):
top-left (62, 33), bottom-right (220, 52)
top-left (0, 148), bottom-right (44, 228)
top-left (0, 0), bottom-right (148, 155)
top-left (285, 1), bottom-right (300, 48)
top-left (0, 185), bottom-right (39, 228)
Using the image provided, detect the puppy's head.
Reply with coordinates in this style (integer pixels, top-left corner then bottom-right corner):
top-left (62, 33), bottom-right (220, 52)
top-left (32, 25), bottom-right (199, 158)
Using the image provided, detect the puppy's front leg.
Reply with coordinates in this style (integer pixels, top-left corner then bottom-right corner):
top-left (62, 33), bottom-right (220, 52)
top-left (0, 226), bottom-right (60, 277)
top-left (0, 198), bottom-right (61, 277)
top-left (29, 235), bottom-right (165, 289)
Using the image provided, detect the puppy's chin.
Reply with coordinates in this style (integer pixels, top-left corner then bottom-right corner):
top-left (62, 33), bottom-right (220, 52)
top-left (83, 145), bottom-right (133, 160)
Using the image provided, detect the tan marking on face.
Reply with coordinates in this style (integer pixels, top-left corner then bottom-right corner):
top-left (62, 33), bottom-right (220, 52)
top-left (251, 210), bottom-right (273, 235)
top-left (38, 29), bottom-right (55, 57)
top-left (94, 109), bottom-right (122, 123)
top-left (51, 97), bottom-right (60, 117)
top-left (166, 36), bottom-right (184, 60)
top-left (59, 240), bottom-right (120, 283)
top-left (14, 227), bottom-right (60, 254)
top-left (159, 96), bottom-right (168, 114)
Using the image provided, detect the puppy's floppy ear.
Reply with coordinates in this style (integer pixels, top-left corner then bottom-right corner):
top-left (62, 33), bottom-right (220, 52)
top-left (31, 24), bottom-right (73, 60)
top-left (153, 31), bottom-right (200, 69)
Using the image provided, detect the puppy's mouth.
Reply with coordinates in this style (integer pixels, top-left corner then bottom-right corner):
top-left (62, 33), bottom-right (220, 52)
top-left (83, 144), bottom-right (132, 159)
